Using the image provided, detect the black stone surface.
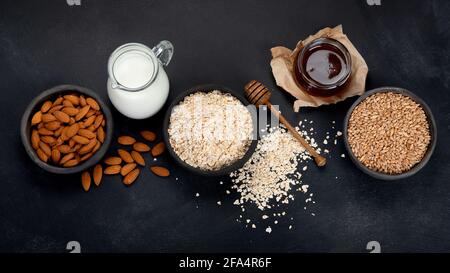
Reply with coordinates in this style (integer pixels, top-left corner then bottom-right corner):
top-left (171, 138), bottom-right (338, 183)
top-left (0, 0), bottom-right (449, 252)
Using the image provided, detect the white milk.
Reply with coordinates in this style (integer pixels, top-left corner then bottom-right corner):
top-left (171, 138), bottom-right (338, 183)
top-left (107, 42), bottom-right (173, 119)
top-left (113, 52), bottom-right (154, 89)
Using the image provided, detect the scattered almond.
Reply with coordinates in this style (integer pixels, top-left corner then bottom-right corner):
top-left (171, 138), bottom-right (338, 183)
top-left (104, 165), bottom-right (121, 175)
top-left (151, 142), bottom-right (165, 157)
top-left (118, 149), bottom-right (134, 163)
top-left (104, 156), bottom-right (122, 165)
top-left (118, 136), bottom-right (136, 145)
top-left (133, 142), bottom-right (151, 152)
top-left (131, 151), bottom-right (145, 166)
top-left (121, 163), bottom-right (137, 176)
top-left (150, 166), bottom-right (170, 177)
top-left (140, 130), bottom-right (156, 142)
top-left (81, 171), bottom-right (91, 192)
top-left (93, 164), bottom-right (102, 186)
top-left (123, 169), bottom-right (140, 185)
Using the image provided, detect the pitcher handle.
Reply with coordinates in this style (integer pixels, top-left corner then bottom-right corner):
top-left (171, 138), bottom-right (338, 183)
top-left (152, 40), bottom-right (174, 67)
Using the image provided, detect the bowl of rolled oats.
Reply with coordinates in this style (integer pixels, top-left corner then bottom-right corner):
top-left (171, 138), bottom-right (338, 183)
top-left (343, 87), bottom-right (436, 180)
top-left (163, 84), bottom-right (257, 176)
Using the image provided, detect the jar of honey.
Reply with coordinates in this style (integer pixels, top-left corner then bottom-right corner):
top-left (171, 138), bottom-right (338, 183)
top-left (294, 38), bottom-right (352, 97)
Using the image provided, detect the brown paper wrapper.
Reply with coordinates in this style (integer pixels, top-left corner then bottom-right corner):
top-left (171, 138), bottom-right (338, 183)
top-left (270, 25), bottom-right (369, 112)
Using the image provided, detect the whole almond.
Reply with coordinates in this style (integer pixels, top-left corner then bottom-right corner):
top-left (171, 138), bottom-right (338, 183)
top-left (93, 164), bottom-right (102, 186)
top-left (150, 166), bottom-right (170, 177)
top-left (37, 127), bottom-right (53, 136)
top-left (52, 97), bottom-right (63, 106)
top-left (118, 136), bottom-right (136, 145)
top-left (63, 159), bottom-right (79, 167)
top-left (78, 129), bottom-right (96, 139)
top-left (72, 135), bottom-right (90, 145)
top-left (60, 153), bottom-right (75, 165)
top-left (41, 135), bottom-right (56, 145)
top-left (118, 149), bottom-right (134, 163)
top-left (151, 142), bottom-right (165, 157)
top-left (131, 151), bottom-right (145, 166)
top-left (49, 105), bottom-right (64, 114)
top-left (58, 145), bottom-right (72, 154)
top-left (72, 144), bottom-right (82, 152)
top-left (62, 107), bottom-right (79, 116)
top-left (104, 165), bottom-right (121, 175)
top-left (39, 141), bottom-right (52, 156)
top-left (42, 113), bottom-right (56, 122)
top-left (36, 149), bottom-right (48, 162)
top-left (65, 123), bottom-right (79, 139)
top-left (64, 95), bottom-right (80, 105)
top-left (76, 105), bottom-right (90, 121)
top-left (69, 138), bottom-right (75, 148)
top-left (81, 171), bottom-right (91, 192)
top-left (133, 142), bottom-right (151, 152)
top-left (140, 130), bottom-right (156, 142)
top-left (92, 141), bottom-right (101, 153)
top-left (41, 101), bottom-right (53, 113)
top-left (51, 149), bottom-right (61, 163)
top-left (79, 139), bottom-right (97, 155)
top-left (53, 111), bottom-right (70, 123)
top-left (93, 114), bottom-right (103, 129)
top-left (44, 121), bottom-right (61, 131)
top-left (31, 130), bottom-right (40, 150)
top-left (80, 152), bottom-right (93, 162)
top-left (83, 115), bottom-right (96, 127)
top-left (80, 96), bottom-right (87, 107)
top-left (54, 127), bottom-right (63, 137)
top-left (86, 109), bottom-right (96, 118)
top-left (104, 156), bottom-right (122, 165)
top-left (121, 163), bottom-right (137, 176)
top-left (31, 111), bottom-right (42, 125)
top-left (63, 100), bottom-right (74, 108)
top-left (97, 126), bottom-right (105, 143)
top-left (86, 97), bottom-right (100, 110)
top-left (123, 169), bottom-right (140, 185)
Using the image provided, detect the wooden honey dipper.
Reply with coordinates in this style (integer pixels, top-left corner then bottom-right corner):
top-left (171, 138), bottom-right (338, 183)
top-left (244, 80), bottom-right (327, 167)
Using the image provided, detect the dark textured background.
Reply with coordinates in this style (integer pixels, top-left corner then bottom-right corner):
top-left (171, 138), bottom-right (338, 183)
top-left (0, 0), bottom-right (449, 253)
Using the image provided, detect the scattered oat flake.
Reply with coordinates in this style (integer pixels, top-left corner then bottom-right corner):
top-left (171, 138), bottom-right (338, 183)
top-left (341, 154), bottom-right (346, 158)
top-left (265, 226), bottom-right (272, 234)
top-left (217, 201), bottom-right (221, 206)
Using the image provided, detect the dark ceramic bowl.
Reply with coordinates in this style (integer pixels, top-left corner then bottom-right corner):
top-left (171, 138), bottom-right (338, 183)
top-left (163, 84), bottom-right (257, 176)
top-left (21, 84), bottom-right (113, 174)
top-left (343, 87), bottom-right (437, 180)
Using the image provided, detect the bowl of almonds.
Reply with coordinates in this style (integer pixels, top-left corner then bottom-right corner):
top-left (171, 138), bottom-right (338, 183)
top-left (21, 84), bottom-right (113, 174)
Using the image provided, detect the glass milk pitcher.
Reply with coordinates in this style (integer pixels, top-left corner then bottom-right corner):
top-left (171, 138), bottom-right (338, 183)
top-left (107, 41), bottom-right (174, 119)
